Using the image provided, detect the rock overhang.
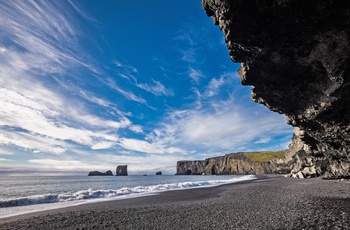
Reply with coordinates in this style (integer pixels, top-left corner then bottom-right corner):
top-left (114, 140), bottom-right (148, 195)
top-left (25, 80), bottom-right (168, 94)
top-left (202, 0), bottom-right (350, 179)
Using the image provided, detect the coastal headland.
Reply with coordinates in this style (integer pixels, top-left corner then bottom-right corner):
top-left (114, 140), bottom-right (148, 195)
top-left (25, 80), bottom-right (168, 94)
top-left (176, 150), bottom-right (290, 175)
top-left (1, 175), bottom-right (349, 229)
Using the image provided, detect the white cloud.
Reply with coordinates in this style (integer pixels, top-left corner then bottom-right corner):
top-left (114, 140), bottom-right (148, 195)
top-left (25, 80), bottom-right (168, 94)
top-left (0, 1), bottom-right (98, 75)
top-left (0, 2), bottom-right (134, 155)
top-left (91, 142), bottom-right (115, 150)
top-left (118, 138), bottom-right (164, 154)
top-left (166, 147), bottom-right (187, 155)
top-left (67, 0), bottom-right (97, 22)
top-left (107, 78), bottom-right (147, 104)
top-left (0, 1), bottom-right (294, 176)
top-left (0, 88), bottom-right (121, 152)
top-left (130, 125), bottom-right (143, 133)
top-left (174, 30), bottom-right (197, 46)
top-left (137, 80), bottom-right (174, 96)
top-left (207, 76), bottom-right (225, 97)
top-left (180, 48), bottom-right (198, 64)
top-left (113, 61), bottom-right (173, 98)
top-left (255, 137), bottom-right (272, 144)
top-left (188, 68), bottom-right (204, 84)
top-left (113, 60), bottom-right (139, 74)
top-left (147, 96), bottom-right (292, 155)
top-left (0, 131), bottom-right (67, 155)
top-left (0, 158), bottom-right (12, 162)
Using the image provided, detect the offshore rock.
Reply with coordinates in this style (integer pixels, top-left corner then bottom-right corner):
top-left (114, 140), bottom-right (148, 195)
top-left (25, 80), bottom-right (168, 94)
top-left (88, 170), bottom-right (113, 176)
top-left (116, 165), bottom-right (128, 176)
top-left (202, 0), bottom-right (350, 179)
top-left (176, 152), bottom-right (289, 175)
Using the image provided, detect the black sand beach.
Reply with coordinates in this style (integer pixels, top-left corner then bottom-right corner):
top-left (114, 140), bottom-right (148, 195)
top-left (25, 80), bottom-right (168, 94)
top-left (1, 175), bottom-right (349, 229)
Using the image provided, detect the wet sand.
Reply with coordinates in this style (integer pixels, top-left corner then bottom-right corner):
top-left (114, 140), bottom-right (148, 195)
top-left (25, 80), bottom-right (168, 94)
top-left (1, 175), bottom-right (350, 229)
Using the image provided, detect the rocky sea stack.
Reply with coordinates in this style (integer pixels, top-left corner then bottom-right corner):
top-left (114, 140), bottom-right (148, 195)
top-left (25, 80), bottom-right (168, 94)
top-left (202, 0), bottom-right (350, 179)
top-left (88, 170), bottom-right (113, 176)
top-left (116, 165), bottom-right (128, 176)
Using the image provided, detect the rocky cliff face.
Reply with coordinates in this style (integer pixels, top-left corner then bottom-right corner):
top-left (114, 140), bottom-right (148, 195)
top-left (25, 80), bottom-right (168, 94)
top-left (202, 0), bottom-right (350, 179)
top-left (176, 152), bottom-right (289, 175)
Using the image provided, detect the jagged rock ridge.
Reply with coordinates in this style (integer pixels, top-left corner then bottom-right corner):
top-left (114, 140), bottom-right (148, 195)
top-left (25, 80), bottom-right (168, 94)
top-left (176, 152), bottom-right (289, 175)
top-left (202, 0), bottom-right (350, 179)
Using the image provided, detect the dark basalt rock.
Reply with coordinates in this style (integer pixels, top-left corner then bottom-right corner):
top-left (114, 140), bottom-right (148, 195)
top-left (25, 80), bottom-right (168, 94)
top-left (202, 0), bottom-right (350, 179)
top-left (116, 165), bottom-right (128, 176)
top-left (156, 171), bottom-right (162, 175)
top-left (88, 170), bottom-right (113, 176)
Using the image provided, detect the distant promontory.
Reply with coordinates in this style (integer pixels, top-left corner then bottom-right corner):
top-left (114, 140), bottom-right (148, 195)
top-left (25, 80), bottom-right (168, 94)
top-left (88, 170), bottom-right (113, 176)
top-left (176, 151), bottom-right (290, 176)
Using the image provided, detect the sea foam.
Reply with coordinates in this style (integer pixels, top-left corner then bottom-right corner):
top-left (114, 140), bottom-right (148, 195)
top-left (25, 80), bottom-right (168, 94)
top-left (0, 175), bottom-right (257, 218)
top-left (0, 175), bottom-right (256, 209)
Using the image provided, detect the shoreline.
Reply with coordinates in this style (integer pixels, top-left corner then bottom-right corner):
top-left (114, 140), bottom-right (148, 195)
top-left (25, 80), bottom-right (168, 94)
top-left (0, 174), bottom-right (257, 220)
top-left (1, 175), bottom-right (350, 229)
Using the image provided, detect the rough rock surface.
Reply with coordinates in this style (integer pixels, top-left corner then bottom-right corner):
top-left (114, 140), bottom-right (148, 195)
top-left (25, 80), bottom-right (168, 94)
top-left (88, 170), bottom-right (113, 176)
top-left (202, 0), bottom-right (350, 179)
top-left (176, 153), bottom-right (289, 175)
top-left (116, 165), bottom-right (128, 176)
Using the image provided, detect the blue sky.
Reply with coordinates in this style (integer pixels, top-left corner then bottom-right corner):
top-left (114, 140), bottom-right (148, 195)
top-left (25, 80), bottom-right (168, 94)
top-left (0, 0), bottom-right (293, 175)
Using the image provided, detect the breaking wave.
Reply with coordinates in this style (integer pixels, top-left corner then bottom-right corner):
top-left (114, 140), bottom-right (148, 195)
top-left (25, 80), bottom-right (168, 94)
top-left (0, 175), bottom-right (256, 208)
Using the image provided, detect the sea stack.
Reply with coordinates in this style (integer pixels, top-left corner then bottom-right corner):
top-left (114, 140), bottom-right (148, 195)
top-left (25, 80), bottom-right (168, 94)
top-left (88, 170), bottom-right (113, 176)
top-left (116, 165), bottom-right (128, 176)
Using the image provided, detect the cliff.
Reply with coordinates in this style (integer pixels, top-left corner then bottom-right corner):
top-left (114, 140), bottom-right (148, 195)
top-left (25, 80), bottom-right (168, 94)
top-left (176, 151), bottom-right (289, 175)
top-left (202, 0), bottom-right (350, 179)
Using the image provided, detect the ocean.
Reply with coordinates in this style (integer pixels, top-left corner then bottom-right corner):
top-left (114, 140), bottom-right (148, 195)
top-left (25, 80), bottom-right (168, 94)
top-left (0, 175), bottom-right (256, 218)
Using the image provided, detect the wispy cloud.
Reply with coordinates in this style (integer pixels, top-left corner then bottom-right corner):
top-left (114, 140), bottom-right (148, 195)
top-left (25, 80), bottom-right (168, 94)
top-left (156, 102), bottom-right (291, 154)
top-left (67, 0), bottom-right (97, 22)
top-left (255, 137), bottom-right (272, 144)
top-left (137, 80), bottom-right (174, 96)
top-left (207, 75), bottom-right (226, 97)
top-left (112, 60), bottom-right (174, 97)
top-left (0, 0), bottom-right (99, 76)
top-left (107, 78), bottom-right (147, 104)
top-left (118, 138), bottom-right (164, 154)
top-left (188, 68), bottom-right (204, 85)
top-left (0, 1), bottom-right (135, 155)
top-left (0, 1), bottom-right (294, 175)
top-left (144, 72), bottom-right (293, 156)
top-left (0, 87), bottom-right (126, 154)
